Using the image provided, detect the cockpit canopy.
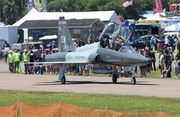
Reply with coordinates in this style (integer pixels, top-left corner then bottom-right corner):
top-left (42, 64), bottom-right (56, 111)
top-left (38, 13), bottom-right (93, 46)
top-left (119, 44), bottom-right (136, 53)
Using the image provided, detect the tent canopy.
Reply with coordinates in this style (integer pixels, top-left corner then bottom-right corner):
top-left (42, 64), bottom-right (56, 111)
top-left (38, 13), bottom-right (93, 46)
top-left (13, 8), bottom-right (121, 27)
top-left (145, 13), bottom-right (167, 20)
top-left (13, 8), bottom-right (46, 26)
top-left (40, 11), bottom-right (119, 23)
top-left (165, 23), bottom-right (180, 32)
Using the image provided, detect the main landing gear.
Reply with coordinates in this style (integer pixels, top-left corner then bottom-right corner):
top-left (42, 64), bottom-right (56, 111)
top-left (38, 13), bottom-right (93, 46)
top-left (111, 71), bottom-right (136, 85)
top-left (61, 76), bottom-right (66, 84)
top-left (131, 77), bottom-right (136, 84)
top-left (111, 66), bottom-right (119, 83)
top-left (112, 74), bottom-right (117, 83)
top-left (59, 65), bottom-right (66, 84)
top-left (112, 74), bottom-right (136, 84)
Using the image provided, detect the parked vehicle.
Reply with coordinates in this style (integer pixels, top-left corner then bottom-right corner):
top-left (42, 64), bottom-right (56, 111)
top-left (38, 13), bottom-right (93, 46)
top-left (11, 41), bottom-right (42, 52)
top-left (131, 35), bottom-right (152, 49)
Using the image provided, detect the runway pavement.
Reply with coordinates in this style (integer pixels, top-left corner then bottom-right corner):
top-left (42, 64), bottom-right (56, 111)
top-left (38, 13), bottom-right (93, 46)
top-left (0, 73), bottom-right (180, 98)
top-left (0, 58), bottom-right (180, 98)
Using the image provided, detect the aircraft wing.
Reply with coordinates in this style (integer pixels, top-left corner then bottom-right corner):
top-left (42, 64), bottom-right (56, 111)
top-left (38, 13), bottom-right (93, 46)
top-left (27, 61), bottom-right (90, 65)
top-left (43, 51), bottom-right (99, 65)
top-left (43, 61), bottom-right (89, 64)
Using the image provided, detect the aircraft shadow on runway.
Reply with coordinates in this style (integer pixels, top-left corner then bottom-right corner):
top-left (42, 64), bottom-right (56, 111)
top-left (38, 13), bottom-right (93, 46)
top-left (34, 80), bottom-right (159, 86)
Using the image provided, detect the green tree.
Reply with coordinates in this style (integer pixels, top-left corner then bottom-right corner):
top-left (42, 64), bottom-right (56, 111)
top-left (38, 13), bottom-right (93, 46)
top-left (86, 0), bottom-right (109, 11)
top-left (73, 0), bottom-right (86, 11)
top-left (2, 0), bottom-right (178, 25)
top-left (0, 0), bottom-right (4, 22)
top-left (48, 0), bottom-right (68, 12)
top-left (0, 0), bottom-right (27, 25)
top-left (67, 0), bottom-right (76, 11)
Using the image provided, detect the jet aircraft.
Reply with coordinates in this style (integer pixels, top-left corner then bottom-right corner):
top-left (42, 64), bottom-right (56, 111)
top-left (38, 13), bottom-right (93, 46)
top-left (41, 17), bottom-right (150, 84)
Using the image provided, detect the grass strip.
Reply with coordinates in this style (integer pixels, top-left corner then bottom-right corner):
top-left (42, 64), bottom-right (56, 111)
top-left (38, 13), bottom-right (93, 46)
top-left (0, 90), bottom-right (180, 115)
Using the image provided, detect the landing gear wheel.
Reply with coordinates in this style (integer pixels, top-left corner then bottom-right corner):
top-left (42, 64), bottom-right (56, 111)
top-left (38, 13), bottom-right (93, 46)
top-left (61, 76), bottom-right (66, 84)
top-left (112, 74), bottom-right (117, 83)
top-left (131, 77), bottom-right (136, 84)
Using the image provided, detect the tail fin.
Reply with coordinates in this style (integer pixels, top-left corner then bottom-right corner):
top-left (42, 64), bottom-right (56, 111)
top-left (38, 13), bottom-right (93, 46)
top-left (58, 17), bottom-right (76, 52)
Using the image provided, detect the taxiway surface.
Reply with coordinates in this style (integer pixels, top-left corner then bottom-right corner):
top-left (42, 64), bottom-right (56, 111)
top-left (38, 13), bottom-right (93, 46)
top-left (0, 73), bottom-right (180, 98)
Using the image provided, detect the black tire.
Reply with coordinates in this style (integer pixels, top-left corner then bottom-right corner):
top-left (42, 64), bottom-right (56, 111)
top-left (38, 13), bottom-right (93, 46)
top-left (131, 77), bottom-right (136, 84)
top-left (112, 74), bottom-right (117, 83)
top-left (61, 76), bottom-right (66, 84)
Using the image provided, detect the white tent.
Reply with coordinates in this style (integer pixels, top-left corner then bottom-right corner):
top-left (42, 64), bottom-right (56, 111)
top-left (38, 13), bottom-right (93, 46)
top-left (12, 8), bottom-right (121, 26)
top-left (40, 11), bottom-right (121, 24)
top-left (145, 13), bottom-right (167, 21)
top-left (165, 23), bottom-right (180, 32)
top-left (39, 35), bottom-right (57, 40)
top-left (13, 8), bottom-right (46, 26)
top-left (141, 11), bottom-right (153, 19)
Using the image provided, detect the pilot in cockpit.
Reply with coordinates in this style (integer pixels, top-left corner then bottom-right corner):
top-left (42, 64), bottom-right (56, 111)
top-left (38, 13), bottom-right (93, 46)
top-left (100, 38), bottom-right (109, 48)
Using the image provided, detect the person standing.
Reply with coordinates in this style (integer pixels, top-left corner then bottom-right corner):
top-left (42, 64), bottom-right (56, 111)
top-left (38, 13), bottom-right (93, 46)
top-left (150, 48), bottom-right (156, 71)
top-left (0, 48), bottom-right (2, 60)
top-left (78, 39), bottom-right (85, 47)
top-left (23, 49), bottom-right (30, 74)
top-left (139, 50), bottom-right (146, 77)
top-left (3, 41), bottom-right (10, 48)
top-left (164, 35), bottom-right (170, 47)
top-left (150, 35), bottom-right (155, 48)
top-left (145, 37), bottom-right (151, 49)
top-left (7, 50), bottom-right (14, 73)
top-left (159, 51), bottom-right (165, 78)
top-left (13, 50), bottom-right (20, 73)
top-left (29, 44), bottom-right (34, 51)
top-left (52, 41), bottom-right (57, 49)
top-left (163, 45), bottom-right (170, 67)
top-left (3, 45), bottom-right (10, 63)
top-left (172, 57), bottom-right (180, 78)
top-left (29, 50), bottom-right (36, 73)
top-left (87, 36), bottom-right (93, 44)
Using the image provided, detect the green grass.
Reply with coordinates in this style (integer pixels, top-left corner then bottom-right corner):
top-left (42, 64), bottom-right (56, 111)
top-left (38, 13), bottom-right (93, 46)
top-left (0, 90), bottom-right (180, 115)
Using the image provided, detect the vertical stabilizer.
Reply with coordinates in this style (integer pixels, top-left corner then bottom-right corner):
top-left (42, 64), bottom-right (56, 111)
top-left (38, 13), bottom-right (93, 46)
top-left (58, 17), bottom-right (76, 52)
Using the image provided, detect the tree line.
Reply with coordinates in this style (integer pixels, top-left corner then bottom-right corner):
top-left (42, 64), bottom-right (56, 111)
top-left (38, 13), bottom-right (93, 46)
top-left (0, 0), bottom-right (179, 25)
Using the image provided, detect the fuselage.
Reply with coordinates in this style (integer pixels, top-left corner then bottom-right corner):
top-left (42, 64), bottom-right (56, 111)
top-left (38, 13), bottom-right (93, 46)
top-left (45, 42), bottom-right (150, 67)
top-left (81, 47), bottom-right (150, 66)
top-left (99, 48), bottom-right (149, 66)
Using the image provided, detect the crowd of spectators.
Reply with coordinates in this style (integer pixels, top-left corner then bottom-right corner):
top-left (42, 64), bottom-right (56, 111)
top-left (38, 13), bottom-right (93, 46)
top-left (132, 34), bottom-right (180, 78)
top-left (1, 34), bottom-right (180, 78)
